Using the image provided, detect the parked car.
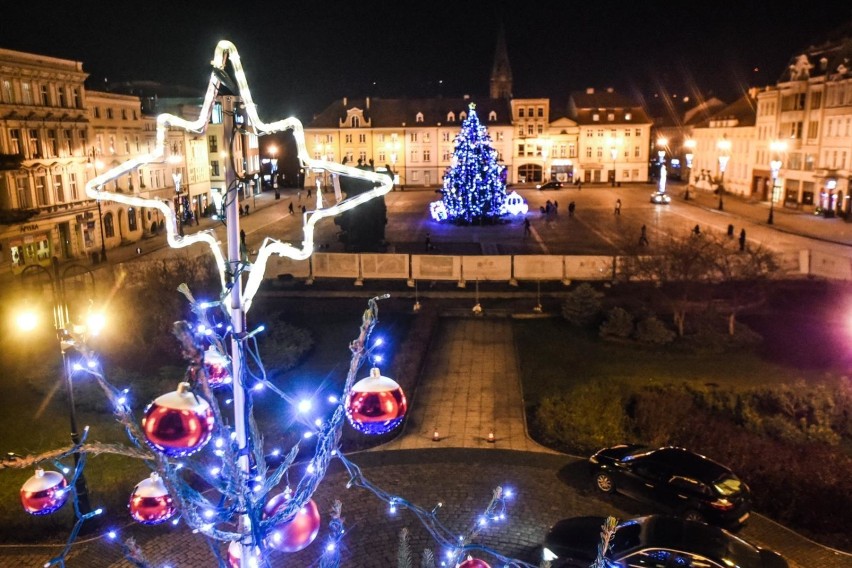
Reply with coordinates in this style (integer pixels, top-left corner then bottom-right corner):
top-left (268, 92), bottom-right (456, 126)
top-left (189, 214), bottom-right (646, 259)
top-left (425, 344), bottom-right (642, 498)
top-left (589, 445), bottom-right (751, 530)
top-left (536, 181), bottom-right (563, 190)
top-left (542, 515), bottom-right (789, 568)
top-left (650, 191), bottom-right (671, 204)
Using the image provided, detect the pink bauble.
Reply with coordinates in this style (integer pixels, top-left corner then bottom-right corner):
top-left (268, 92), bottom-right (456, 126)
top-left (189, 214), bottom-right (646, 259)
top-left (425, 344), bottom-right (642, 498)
top-left (263, 491), bottom-right (321, 553)
top-left (457, 557), bottom-right (491, 568)
top-left (142, 382), bottom-right (215, 457)
top-left (20, 468), bottom-right (69, 515)
top-left (345, 367), bottom-right (407, 435)
top-left (129, 472), bottom-right (176, 525)
top-left (203, 346), bottom-right (231, 388)
top-left (227, 541), bottom-right (260, 568)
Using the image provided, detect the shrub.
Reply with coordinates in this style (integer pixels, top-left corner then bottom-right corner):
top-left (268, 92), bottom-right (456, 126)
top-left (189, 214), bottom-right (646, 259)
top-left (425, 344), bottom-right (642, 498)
top-left (259, 321), bottom-right (315, 379)
top-left (561, 283), bottom-right (603, 327)
top-left (634, 315), bottom-right (675, 344)
top-left (599, 307), bottom-right (634, 339)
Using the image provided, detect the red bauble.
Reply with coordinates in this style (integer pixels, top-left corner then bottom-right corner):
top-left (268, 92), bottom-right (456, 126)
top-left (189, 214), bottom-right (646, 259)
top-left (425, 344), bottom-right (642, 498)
top-left (345, 367), bottom-right (407, 435)
top-left (227, 541), bottom-right (260, 568)
top-left (262, 491), bottom-right (321, 553)
top-left (20, 468), bottom-right (69, 515)
top-left (203, 346), bottom-right (231, 388)
top-left (457, 557), bottom-right (491, 568)
top-left (129, 472), bottom-right (176, 525)
top-left (142, 382), bottom-right (215, 457)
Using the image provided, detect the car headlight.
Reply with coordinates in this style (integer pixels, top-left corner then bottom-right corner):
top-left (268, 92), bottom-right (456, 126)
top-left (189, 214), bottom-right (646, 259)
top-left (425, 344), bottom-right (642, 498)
top-left (542, 546), bottom-right (559, 562)
top-left (590, 455), bottom-right (599, 464)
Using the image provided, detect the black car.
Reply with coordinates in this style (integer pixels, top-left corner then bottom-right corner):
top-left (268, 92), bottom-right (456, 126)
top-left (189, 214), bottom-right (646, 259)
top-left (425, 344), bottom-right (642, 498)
top-left (536, 181), bottom-right (563, 190)
top-left (589, 445), bottom-right (751, 530)
top-left (542, 515), bottom-right (789, 568)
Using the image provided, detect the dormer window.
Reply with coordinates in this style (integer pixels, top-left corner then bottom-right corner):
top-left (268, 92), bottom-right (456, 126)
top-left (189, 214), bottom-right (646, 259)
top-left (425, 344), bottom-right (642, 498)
top-left (592, 113), bottom-right (600, 122)
top-left (607, 113), bottom-right (615, 121)
top-left (625, 112), bottom-right (632, 121)
top-left (488, 111), bottom-right (497, 122)
top-left (343, 107), bottom-right (369, 128)
top-left (460, 111), bottom-right (467, 120)
top-left (416, 112), bottom-right (424, 123)
top-left (351, 116), bottom-right (360, 127)
top-left (447, 111), bottom-right (455, 122)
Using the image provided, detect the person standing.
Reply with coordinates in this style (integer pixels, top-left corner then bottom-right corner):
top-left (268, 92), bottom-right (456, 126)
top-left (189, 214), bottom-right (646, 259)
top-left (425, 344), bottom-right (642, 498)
top-left (739, 228), bottom-right (746, 251)
top-left (568, 201), bottom-right (576, 217)
top-left (614, 199), bottom-right (621, 215)
top-left (523, 217), bottom-right (531, 237)
top-left (288, 202), bottom-right (295, 215)
top-left (727, 224), bottom-right (734, 238)
top-left (639, 224), bottom-right (649, 246)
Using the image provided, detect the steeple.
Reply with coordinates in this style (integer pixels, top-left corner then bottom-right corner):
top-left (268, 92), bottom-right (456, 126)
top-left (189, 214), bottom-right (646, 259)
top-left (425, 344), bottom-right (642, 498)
top-left (490, 24), bottom-right (513, 99)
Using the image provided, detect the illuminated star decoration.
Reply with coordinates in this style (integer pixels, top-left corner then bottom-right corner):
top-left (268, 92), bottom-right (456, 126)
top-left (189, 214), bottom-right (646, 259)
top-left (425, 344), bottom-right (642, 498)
top-left (84, 40), bottom-right (393, 311)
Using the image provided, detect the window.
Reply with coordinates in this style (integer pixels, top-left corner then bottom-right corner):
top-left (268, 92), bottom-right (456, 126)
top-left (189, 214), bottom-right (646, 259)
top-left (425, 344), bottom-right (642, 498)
top-left (569, 143), bottom-right (576, 158)
top-left (423, 150), bottom-right (431, 161)
top-left (810, 91), bottom-right (822, 109)
top-left (635, 129), bottom-right (641, 136)
top-left (625, 112), bottom-right (632, 120)
top-left (71, 88), bottom-right (80, 108)
top-left (9, 129), bottom-right (21, 154)
top-left (416, 112), bottom-right (424, 123)
top-left (35, 173), bottom-right (49, 206)
top-left (410, 132), bottom-right (418, 142)
top-left (488, 111), bottom-right (497, 122)
top-left (209, 135), bottom-right (218, 153)
top-left (345, 134), bottom-right (353, 143)
top-left (527, 125), bottom-right (534, 135)
top-left (596, 147), bottom-right (603, 158)
top-left (518, 108), bottom-right (525, 118)
top-left (635, 145), bottom-right (641, 157)
top-left (47, 130), bottom-right (57, 156)
top-left (63, 129), bottom-right (73, 155)
top-left (807, 121), bottom-right (819, 140)
top-left (22, 82), bottom-right (32, 104)
top-left (537, 124), bottom-right (543, 134)
top-left (212, 102), bottom-right (223, 124)
top-left (447, 112), bottom-right (455, 122)
top-left (104, 212), bottom-right (115, 238)
top-left (460, 111), bottom-right (467, 120)
top-left (351, 116), bottom-right (360, 127)
top-left (585, 147), bottom-right (592, 158)
top-left (518, 126), bottom-right (523, 137)
top-left (537, 107), bottom-right (544, 117)
top-left (124, 136), bottom-right (130, 154)
top-left (378, 134), bottom-right (385, 143)
top-left (607, 113), bottom-right (615, 121)
top-left (93, 107), bottom-right (101, 119)
top-left (109, 135), bottom-right (116, 154)
top-left (378, 151), bottom-right (386, 162)
top-left (68, 172), bottom-right (79, 200)
top-left (53, 173), bottom-right (65, 202)
top-left (442, 150), bottom-right (452, 161)
top-left (410, 150), bottom-right (418, 162)
top-left (16, 175), bottom-right (31, 208)
top-left (40, 85), bottom-right (49, 105)
top-left (527, 107), bottom-right (533, 116)
top-left (128, 208), bottom-right (138, 231)
top-left (1, 80), bottom-right (12, 103)
top-left (423, 132), bottom-right (430, 143)
top-left (121, 109), bottom-right (127, 120)
top-left (442, 131), bottom-right (451, 142)
top-left (496, 131), bottom-right (504, 141)
top-left (411, 171), bottom-right (419, 182)
top-left (359, 134), bottom-right (366, 143)
top-left (28, 129), bottom-right (39, 157)
top-left (57, 86), bottom-right (66, 108)
top-left (592, 113), bottom-right (599, 121)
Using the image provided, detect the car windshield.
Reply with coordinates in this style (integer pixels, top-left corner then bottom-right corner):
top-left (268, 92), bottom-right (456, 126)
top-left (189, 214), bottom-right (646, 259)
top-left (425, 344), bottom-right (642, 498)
top-left (714, 476), bottom-right (743, 496)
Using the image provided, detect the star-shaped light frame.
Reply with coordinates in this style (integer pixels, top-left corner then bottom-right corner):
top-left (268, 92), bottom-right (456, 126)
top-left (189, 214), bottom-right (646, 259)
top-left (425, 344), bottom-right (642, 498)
top-left (84, 40), bottom-right (392, 311)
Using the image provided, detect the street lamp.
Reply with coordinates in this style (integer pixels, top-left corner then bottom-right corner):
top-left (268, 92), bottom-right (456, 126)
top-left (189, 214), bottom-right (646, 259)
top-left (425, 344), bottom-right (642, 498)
top-left (17, 263), bottom-right (104, 515)
top-left (86, 149), bottom-right (108, 263)
top-left (268, 144), bottom-right (279, 198)
top-left (716, 138), bottom-right (732, 211)
top-left (767, 140), bottom-right (787, 225)
top-left (608, 137), bottom-right (621, 187)
top-left (683, 139), bottom-right (696, 200)
top-left (168, 153), bottom-right (185, 236)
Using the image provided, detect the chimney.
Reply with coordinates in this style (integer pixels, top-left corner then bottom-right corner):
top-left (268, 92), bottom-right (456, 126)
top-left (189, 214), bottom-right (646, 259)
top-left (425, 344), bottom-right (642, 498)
top-left (606, 87), bottom-right (614, 93)
top-left (366, 97), bottom-right (370, 109)
top-left (343, 97), bottom-right (348, 106)
top-left (586, 87), bottom-right (595, 94)
top-left (463, 94), bottom-right (470, 100)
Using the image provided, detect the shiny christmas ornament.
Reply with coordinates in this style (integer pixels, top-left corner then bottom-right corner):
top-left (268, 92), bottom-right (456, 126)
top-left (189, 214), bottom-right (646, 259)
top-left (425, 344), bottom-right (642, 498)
top-left (20, 468), bottom-right (69, 515)
top-left (203, 346), bottom-right (231, 388)
top-left (227, 541), bottom-right (260, 568)
top-left (345, 367), bottom-right (407, 435)
top-left (263, 490), bottom-right (321, 553)
top-left (142, 382), bottom-right (215, 457)
top-left (457, 557), bottom-right (491, 568)
top-left (128, 472), bottom-right (176, 524)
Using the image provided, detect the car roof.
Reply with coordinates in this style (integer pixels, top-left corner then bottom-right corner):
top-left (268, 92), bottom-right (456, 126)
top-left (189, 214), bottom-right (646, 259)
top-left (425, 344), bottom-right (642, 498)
top-left (638, 447), bottom-right (732, 481)
top-left (614, 516), bottom-right (763, 566)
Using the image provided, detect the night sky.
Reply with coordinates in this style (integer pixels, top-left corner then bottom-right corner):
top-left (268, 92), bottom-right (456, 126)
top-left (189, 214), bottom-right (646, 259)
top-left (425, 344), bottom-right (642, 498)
top-left (3, 1), bottom-right (851, 121)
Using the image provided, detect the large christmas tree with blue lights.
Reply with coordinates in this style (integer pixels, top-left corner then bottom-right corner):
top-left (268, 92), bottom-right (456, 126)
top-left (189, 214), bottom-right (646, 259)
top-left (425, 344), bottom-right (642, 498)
top-left (441, 103), bottom-right (507, 224)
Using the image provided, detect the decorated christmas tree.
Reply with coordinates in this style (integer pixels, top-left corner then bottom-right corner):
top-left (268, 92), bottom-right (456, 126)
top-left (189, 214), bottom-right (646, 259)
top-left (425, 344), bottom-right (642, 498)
top-left (439, 103), bottom-right (507, 224)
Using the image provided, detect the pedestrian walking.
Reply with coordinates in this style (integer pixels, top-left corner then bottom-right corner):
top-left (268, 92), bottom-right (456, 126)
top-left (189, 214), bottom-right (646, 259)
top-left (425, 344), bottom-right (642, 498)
top-left (614, 199), bottom-right (622, 215)
top-left (577, 180), bottom-right (582, 191)
top-left (692, 224), bottom-right (701, 236)
top-left (288, 202), bottom-right (294, 215)
top-left (727, 224), bottom-right (734, 238)
top-left (639, 224), bottom-right (649, 246)
top-left (523, 218), bottom-right (531, 237)
top-left (307, 187), bottom-right (312, 199)
top-left (240, 229), bottom-right (246, 246)
top-left (568, 201), bottom-right (576, 217)
top-left (301, 205), bottom-right (307, 214)
top-left (739, 228), bottom-right (746, 251)
top-left (243, 204), bottom-right (250, 216)
top-left (297, 190), bottom-right (301, 202)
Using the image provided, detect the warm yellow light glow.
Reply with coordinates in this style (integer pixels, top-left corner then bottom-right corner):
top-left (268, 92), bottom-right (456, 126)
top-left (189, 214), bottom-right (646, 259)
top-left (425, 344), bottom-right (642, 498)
top-left (87, 312), bottom-right (107, 336)
top-left (16, 311), bottom-right (38, 332)
top-left (717, 138), bottom-right (732, 153)
top-left (683, 139), bottom-right (696, 150)
top-left (656, 137), bottom-right (668, 147)
top-left (769, 140), bottom-right (787, 154)
top-left (268, 145), bottom-right (277, 157)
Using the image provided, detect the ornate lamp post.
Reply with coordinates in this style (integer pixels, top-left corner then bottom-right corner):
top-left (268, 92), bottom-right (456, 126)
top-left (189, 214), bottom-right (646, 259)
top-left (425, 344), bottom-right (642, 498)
top-left (716, 138), bottom-right (732, 211)
top-left (767, 140), bottom-right (787, 225)
top-left (16, 263), bottom-right (105, 515)
top-left (683, 139), bottom-right (695, 200)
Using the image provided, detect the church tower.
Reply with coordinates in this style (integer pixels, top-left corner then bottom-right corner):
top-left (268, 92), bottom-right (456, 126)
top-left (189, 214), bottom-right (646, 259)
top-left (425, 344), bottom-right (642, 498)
top-left (490, 24), bottom-right (513, 99)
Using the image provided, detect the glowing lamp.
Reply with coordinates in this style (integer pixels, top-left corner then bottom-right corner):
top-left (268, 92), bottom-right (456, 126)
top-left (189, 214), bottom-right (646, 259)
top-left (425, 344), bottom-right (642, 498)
top-left (345, 367), bottom-right (407, 435)
top-left (263, 490), bottom-right (321, 552)
top-left (129, 472), bottom-right (176, 525)
top-left (142, 382), bottom-right (215, 457)
top-left (227, 541), bottom-right (261, 568)
top-left (20, 468), bottom-right (69, 515)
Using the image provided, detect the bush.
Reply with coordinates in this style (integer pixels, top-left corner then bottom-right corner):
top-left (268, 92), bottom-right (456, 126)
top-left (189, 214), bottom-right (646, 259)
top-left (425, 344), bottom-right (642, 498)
top-left (561, 283), bottom-right (603, 327)
top-left (599, 307), bottom-right (634, 339)
top-left (634, 315), bottom-right (675, 344)
top-left (259, 321), bottom-right (314, 379)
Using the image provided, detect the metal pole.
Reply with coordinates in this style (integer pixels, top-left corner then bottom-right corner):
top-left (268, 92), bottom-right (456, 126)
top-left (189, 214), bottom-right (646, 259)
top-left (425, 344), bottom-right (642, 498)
top-left (768, 176), bottom-right (776, 225)
top-left (224, 96), bottom-right (251, 568)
